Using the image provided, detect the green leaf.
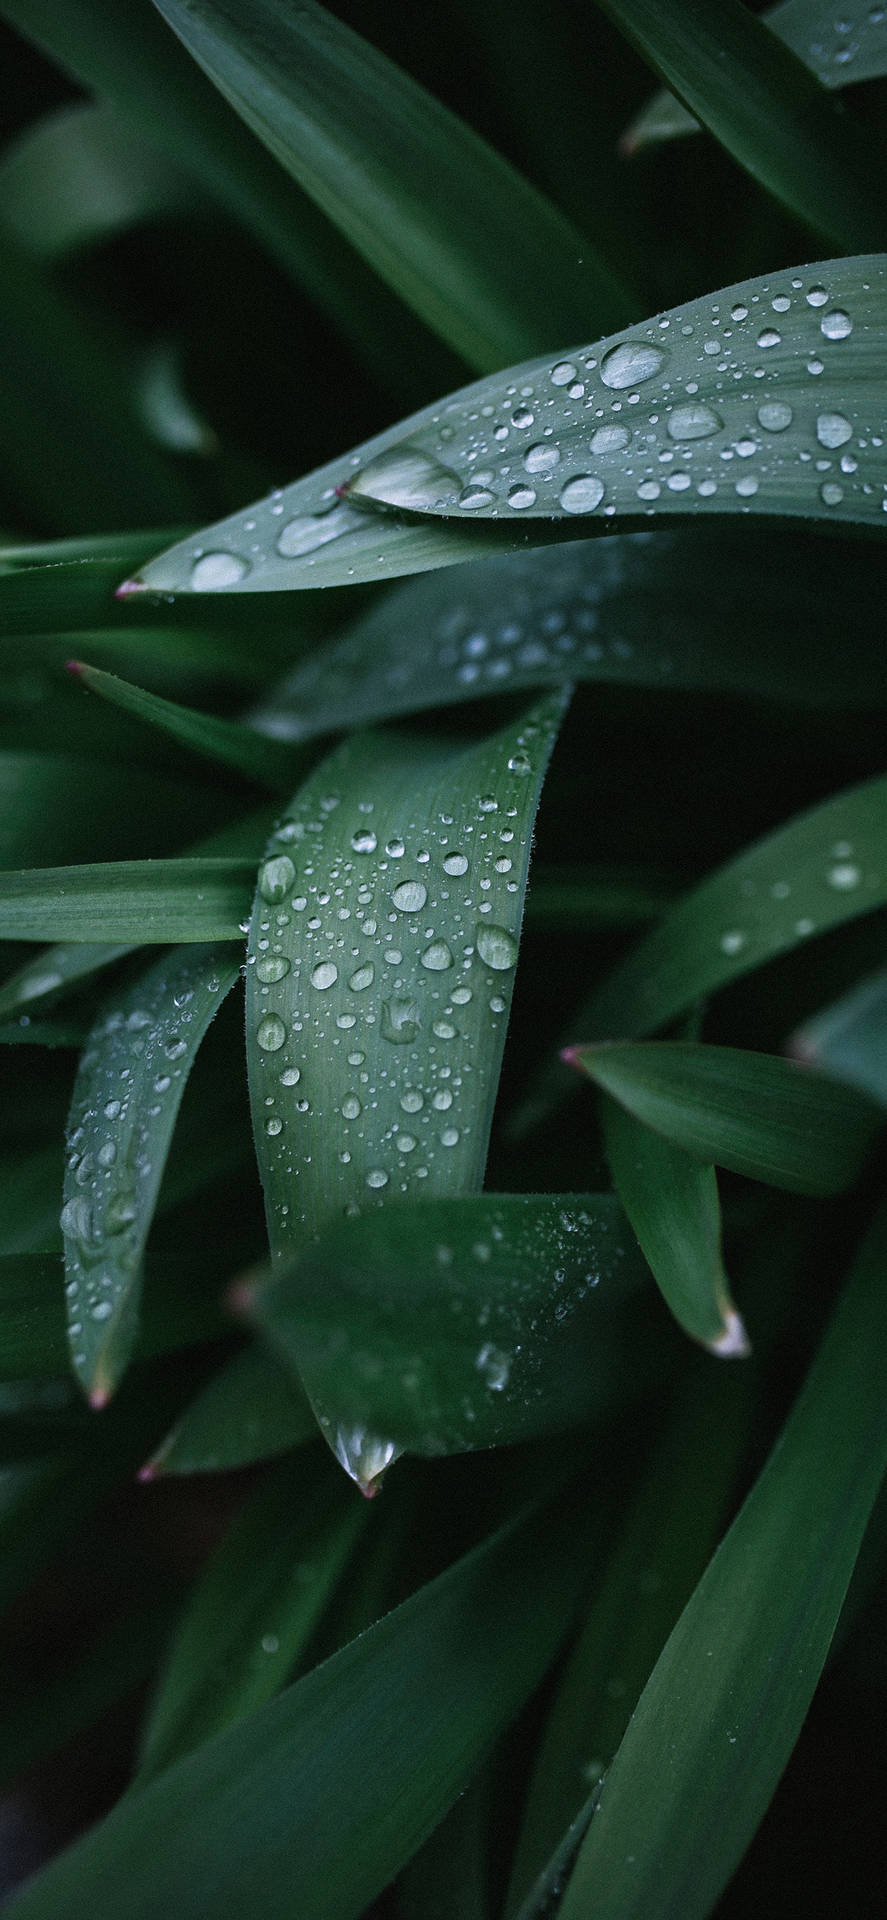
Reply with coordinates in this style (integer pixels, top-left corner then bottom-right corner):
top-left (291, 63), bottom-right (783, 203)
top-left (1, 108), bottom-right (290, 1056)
top-left (792, 966), bottom-right (887, 1107)
top-left (255, 1192), bottom-right (652, 1471)
top-left (4, 1479), bottom-right (593, 1920)
top-left (131, 255), bottom-right (887, 597)
top-left (566, 1040), bottom-right (880, 1195)
top-left (556, 1198), bottom-right (887, 1920)
top-left (600, 1097), bottom-right (745, 1352)
top-left (507, 1360), bottom-right (754, 1912)
top-left (70, 661), bottom-right (311, 789)
top-left (0, 100), bottom-right (206, 259)
top-left (624, 1), bottom-right (887, 154)
top-left (0, 858), bottom-right (252, 943)
top-left (0, 942), bottom-right (131, 1022)
top-left (250, 526), bottom-right (887, 745)
top-left (0, 1143), bottom-right (64, 1255)
top-left (0, 752), bottom-right (231, 870)
top-left (595, 0), bottom-right (883, 249)
top-left (142, 1343), bottom-right (315, 1477)
top-left (245, 694), bottom-right (566, 1482)
top-left (588, 770), bottom-right (887, 1038)
top-left (150, 0), bottom-right (630, 371)
top-left (61, 944), bottom-right (240, 1402)
top-left (137, 1452), bottom-right (367, 1780)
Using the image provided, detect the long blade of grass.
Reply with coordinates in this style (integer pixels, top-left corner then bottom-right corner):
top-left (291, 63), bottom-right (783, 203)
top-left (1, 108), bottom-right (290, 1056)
top-left (594, 0), bottom-right (883, 248)
top-left (150, 0), bottom-right (631, 370)
top-left (255, 1192), bottom-right (653, 1467)
top-left (131, 255), bottom-right (887, 597)
top-left (566, 1039), bottom-right (880, 1195)
top-left (600, 1098), bottom-right (745, 1353)
top-left (61, 944), bottom-right (240, 1403)
top-left (0, 0), bottom-right (459, 402)
top-left (141, 1344), bottom-right (315, 1477)
top-left (0, 858), bottom-right (252, 943)
top-left (245, 694), bottom-right (566, 1484)
top-left (68, 661), bottom-right (309, 789)
top-left (507, 1357), bottom-right (754, 1912)
top-left (4, 1476), bottom-right (594, 1920)
top-left (0, 100), bottom-right (205, 259)
top-left (137, 1452), bottom-right (367, 1781)
top-left (588, 770), bottom-right (887, 1038)
top-left (792, 966), bottom-right (887, 1107)
top-left (250, 527), bottom-right (887, 746)
top-left (624, 1), bottom-right (887, 155)
top-left (557, 1197), bottom-right (887, 1920)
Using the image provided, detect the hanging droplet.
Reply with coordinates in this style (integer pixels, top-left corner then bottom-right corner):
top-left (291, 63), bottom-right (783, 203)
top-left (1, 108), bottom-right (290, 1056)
top-left (600, 341), bottom-right (665, 389)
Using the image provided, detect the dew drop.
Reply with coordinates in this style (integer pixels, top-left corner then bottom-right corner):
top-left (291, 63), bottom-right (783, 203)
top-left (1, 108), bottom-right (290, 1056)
top-left (816, 412), bottom-right (853, 449)
top-left (440, 1127), bottom-right (460, 1147)
top-left (350, 829), bottom-right (377, 854)
top-left (508, 750), bottom-right (531, 774)
top-left (560, 474), bottom-right (605, 514)
top-left (523, 442), bottom-right (560, 474)
top-left (551, 360), bottom-right (577, 386)
top-left (348, 446), bottom-right (461, 511)
top-left (258, 855), bottom-right (295, 904)
top-left (667, 402), bottom-right (722, 441)
top-left (91, 1300), bottom-right (114, 1322)
top-left (310, 961), bottom-right (338, 990)
top-left (433, 1019), bottom-right (457, 1039)
top-left (475, 1343), bottom-right (510, 1390)
top-left (720, 929), bottom-right (746, 955)
top-left (827, 862), bottom-right (860, 889)
top-left (820, 481), bottom-right (844, 506)
top-left (265, 1116), bottom-right (283, 1136)
top-left (396, 1132), bottom-right (417, 1152)
top-left (451, 985), bottom-right (472, 1004)
top-left (821, 309), bottom-right (852, 339)
top-left (342, 1094), bottom-right (362, 1119)
top-left (507, 483), bottom-right (537, 509)
top-left (590, 424), bottom-right (630, 454)
top-left (256, 1014), bottom-right (287, 1052)
top-left (443, 851), bottom-right (469, 876)
top-left (348, 963), bottom-right (375, 991)
top-left (256, 955), bottom-right (290, 983)
top-left (366, 1168), bottom-right (389, 1189)
top-left (756, 328), bottom-right (781, 349)
top-left (382, 998), bottom-right (420, 1043)
top-left (280, 1066), bottom-right (301, 1086)
top-left (757, 401), bottom-right (793, 432)
top-left (392, 880), bottom-right (427, 913)
top-left (400, 1089), bottom-right (424, 1112)
top-left (735, 473), bottom-right (759, 497)
top-left (476, 924), bottom-right (519, 970)
top-left (459, 484), bottom-right (495, 509)
top-left (600, 341), bottom-right (665, 389)
top-left (421, 940), bottom-right (454, 971)
top-left (190, 551), bottom-right (248, 590)
top-left (385, 837), bottom-right (405, 859)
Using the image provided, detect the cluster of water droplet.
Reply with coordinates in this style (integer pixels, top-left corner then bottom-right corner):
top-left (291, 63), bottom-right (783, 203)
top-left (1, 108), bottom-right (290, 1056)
top-left (798, 5), bottom-right (887, 81)
top-left (60, 951), bottom-right (228, 1380)
top-left (712, 833), bottom-right (883, 975)
top-left (247, 703), bottom-right (563, 1247)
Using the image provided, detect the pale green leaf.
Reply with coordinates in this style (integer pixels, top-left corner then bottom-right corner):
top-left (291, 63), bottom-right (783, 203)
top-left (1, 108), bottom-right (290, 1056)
top-left (0, 858), bottom-right (253, 943)
top-left (0, 100), bottom-right (206, 258)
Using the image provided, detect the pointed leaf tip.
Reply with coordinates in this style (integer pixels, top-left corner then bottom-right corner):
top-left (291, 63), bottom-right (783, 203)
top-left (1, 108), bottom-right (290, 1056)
top-left (115, 576), bottom-right (146, 600)
top-left (65, 659), bottom-right (84, 677)
top-left (708, 1308), bottom-right (752, 1360)
top-left (88, 1384), bottom-right (111, 1411)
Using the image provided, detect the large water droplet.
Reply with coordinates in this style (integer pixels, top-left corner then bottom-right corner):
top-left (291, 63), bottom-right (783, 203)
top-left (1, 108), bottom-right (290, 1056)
top-left (400, 1088), bottom-right (424, 1112)
top-left (600, 341), bottom-right (665, 389)
top-left (590, 424), bottom-right (629, 454)
top-left (366, 1168), bottom-right (389, 1189)
top-left (551, 360), bottom-right (578, 386)
top-left (757, 401), bottom-right (793, 432)
top-left (342, 1094), bottom-right (362, 1119)
top-left (276, 503), bottom-right (352, 558)
top-left (382, 998), bottom-right (420, 1043)
top-left (443, 851), bottom-right (469, 876)
top-left (476, 924), bottom-right (519, 970)
top-left (667, 402), bottom-right (723, 441)
top-left (348, 963), bottom-right (375, 992)
top-left (421, 940), bottom-right (454, 971)
top-left (310, 961), bottom-right (338, 990)
top-left (258, 854), bottom-right (296, 904)
top-left (347, 445), bottom-right (461, 511)
top-left (475, 1343), bottom-right (510, 1390)
top-left (816, 411), bottom-right (853, 449)
top-left (350, 828), bottom-right (377, 854)
top-left (256, 955), bottom-right (290, 984)
top-left (559, 474), bottom-right (604, 514)
top-left (392, 880), bottom-right (427, 913)
top-left (190, 551), bottom-right (248, 590)
top-left (523, 442), bottom-right (560, 474)
top-left (256, 1014), bottom-right (287, 1051)
top-left (821, 309), bottom-right (852, 339)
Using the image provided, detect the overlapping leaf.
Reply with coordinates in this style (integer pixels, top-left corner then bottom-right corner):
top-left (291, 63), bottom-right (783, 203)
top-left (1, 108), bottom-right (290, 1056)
top-left (70, 662), bottom-right (308, 788)
top-left (0, 858), bottom-right (252, 944)
top-left (588, 770), bottom-right (887, 1037)
top-left (61, 943), bottom-right (240, 1402)
top-left (793, 966), bottom-right (887, 1107)
top-left (0, 100), bottom-right (206, 258)
top-left (142, 1344), bottom-right (315, 1476)
top-left (246, 692), bottom-right (567, 1483)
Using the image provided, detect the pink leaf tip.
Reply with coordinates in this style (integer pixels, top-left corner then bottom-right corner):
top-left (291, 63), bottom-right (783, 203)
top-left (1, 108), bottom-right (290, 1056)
top-left (88, 1385), bottom-right (111, 1411)
top-left (115, 576), bottom-right (146, 600)
top-left (137, 1462), bottom-right (158, 1484)
top-left (65, 659), bottom-right (84, 677)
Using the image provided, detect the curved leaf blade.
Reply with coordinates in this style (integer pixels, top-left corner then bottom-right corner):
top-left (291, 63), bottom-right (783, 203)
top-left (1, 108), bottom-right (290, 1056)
top-left (0, 858), bottom-right (252, 943)
top-left (131, 256), bottom-right (887, 597)
top-left (246, 693), bottom-right (566, 1483)
top-left (600, 1097), bottom-right (746, 1352)
top-left (588, 770), bottom-right (887, 1038)
top-left (70, 661), bottom-right (308, 789)
top-left (137, 1453), bottom-right (366, 1781)
top-left (255, 1192), bottom-right (653, 1464)
top-left (62, 944), bottom-right (240, 1402)
top-left (150, 0), bottom-right (631, 370)
top-left (793, 966), bottom-right (887, 1107)
top-left (4, 1480), bottom-right (593, 1920)
top-left (557, 1200), bottom-right (887, 1920)
top-left (0, 99), bottom-right (205, 258)
top-left (142, 1344), bottom-right (315, 1477)
top-left (567, 1040), bottom-right (880, 1195)
top-left (596, 0), bottom-right (883, 248)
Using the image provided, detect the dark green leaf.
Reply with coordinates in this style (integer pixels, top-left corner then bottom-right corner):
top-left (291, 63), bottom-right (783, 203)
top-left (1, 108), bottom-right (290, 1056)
top-left (0, 858), bottom-right (252, 943)
top-left (4, 1479), bottom-right (593, 1920)
top-left (142, 1343), bottom-right (315, 1476)
top-left (256, 1193), bottom-right (652, 1473)
top-left (600, 1096), bottom-right (746, 1352)
top-left (596, 0), bottom-right (883, 248)
top-left (0, 1251), bottom-right (227, 1381)
top-left (588, 770), bottom-right (887, 1037)
top-left (70, 661), bottom-right (310, 788)
top-left (138, 1452), bottom-right (367, 1780)
top-left (793, 966), bottom-right (887, 1107)
top-left (61, 943), bottom-right (240, 1402)
top-left (0, 100), bottom-right (205, 258)
top-left (567, 1040), bottom-right (880, 1195)
top-left (557, 1199), bottom-right (887, 1920)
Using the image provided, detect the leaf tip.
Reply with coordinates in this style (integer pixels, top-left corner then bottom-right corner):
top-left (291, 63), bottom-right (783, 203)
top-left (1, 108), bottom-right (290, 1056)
top-left (115, 575), bottom-right (147, 601)
top-left (88, 1383), bottom-right (112, 1411)
top-left (708, 1307), bottom-right (752, 1360)
top-left (65, 658), bottom-right (85, 678)
top-left (137, 1461), bottom-right (158, 1484)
